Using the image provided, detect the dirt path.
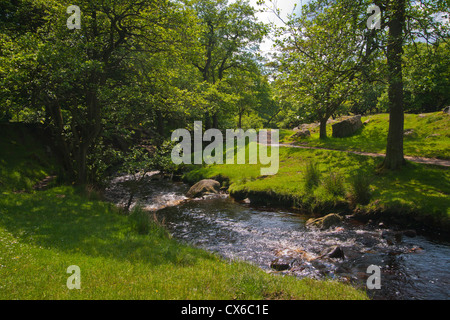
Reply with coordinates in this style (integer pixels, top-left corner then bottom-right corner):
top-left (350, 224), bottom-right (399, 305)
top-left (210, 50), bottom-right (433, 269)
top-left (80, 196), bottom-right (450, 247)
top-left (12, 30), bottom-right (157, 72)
top-left (277, 143), bottom-right (450, 167)
top-left (262, 130), bottom-right (450, 167)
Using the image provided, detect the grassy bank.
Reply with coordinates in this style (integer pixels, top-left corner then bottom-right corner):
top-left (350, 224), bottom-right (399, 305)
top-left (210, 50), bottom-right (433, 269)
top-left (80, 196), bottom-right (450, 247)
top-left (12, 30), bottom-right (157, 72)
top-left (0, 187), bottom-right (367, 299)
top-left (0, 124), bottom-right (367, 300)
top-left (184, 144), bottom-right (450, 234)
top-left (280, 112), bottom-right (450, 160)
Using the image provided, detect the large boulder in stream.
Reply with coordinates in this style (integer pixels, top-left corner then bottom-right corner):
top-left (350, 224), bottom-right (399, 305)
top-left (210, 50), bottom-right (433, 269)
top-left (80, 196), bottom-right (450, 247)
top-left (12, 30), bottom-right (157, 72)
top-left (186, 179), bottom-right (221, 198)
top-left (306, 213), bottom-right (343, 230)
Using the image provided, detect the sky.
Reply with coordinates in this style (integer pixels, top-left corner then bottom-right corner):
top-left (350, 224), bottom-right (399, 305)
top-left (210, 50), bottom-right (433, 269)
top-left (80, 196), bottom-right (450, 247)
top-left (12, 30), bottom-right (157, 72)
top-left (247, 0), bottom-right (305, 56)
top-left (248, 1), bottom-right (450, 56)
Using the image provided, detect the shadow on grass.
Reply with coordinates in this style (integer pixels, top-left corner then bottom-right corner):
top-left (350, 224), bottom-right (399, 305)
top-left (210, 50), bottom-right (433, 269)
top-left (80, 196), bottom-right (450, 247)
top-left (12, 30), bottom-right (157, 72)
top-left (373, 162), bottom-right (450, 217)
top-left (279, 148), bottom-right (449, 219)
top-left (0, 186), bottom-right (213, 267)
top-left (307, 125), bottom-right (387, 154)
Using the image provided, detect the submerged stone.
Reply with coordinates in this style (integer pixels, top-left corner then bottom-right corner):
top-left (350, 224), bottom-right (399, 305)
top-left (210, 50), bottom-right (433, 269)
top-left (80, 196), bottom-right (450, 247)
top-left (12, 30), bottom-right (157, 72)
top-left (186, 179), bottom-right (221, 198)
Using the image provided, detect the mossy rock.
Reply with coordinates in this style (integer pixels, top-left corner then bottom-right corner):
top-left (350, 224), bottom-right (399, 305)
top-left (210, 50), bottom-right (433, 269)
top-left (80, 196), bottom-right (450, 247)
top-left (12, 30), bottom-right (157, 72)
top-left (306, 213), bottom-right (343, 230)
top-left (186, 179), bottom-right (221, 198)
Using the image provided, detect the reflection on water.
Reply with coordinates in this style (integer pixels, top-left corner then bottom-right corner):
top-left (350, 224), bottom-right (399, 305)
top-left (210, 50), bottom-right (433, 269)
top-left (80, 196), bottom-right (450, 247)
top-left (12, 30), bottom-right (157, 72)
top-left (104, 173), bottom-right (189, 211)
top-left (105, 174), bottom-right (450, 300)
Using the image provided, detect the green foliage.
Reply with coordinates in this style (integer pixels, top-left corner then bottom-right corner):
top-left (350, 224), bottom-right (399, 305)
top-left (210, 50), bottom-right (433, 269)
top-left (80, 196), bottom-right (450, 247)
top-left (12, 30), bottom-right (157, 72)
top-left (304, 161), bottom-right (321, 190)
top-left (190, 0), bottom-right (269, 128)
top-left (274, 0), bottom-right (374, 138)
top-left (323, 171), bottom-right (346, 197)
top-left (403, 42), bottom-right (450, 113)
top-left (150, 140), bottom-right (180, 174)
top-left (121, 140), bottom-right (179, 177)
top-left (348, 171), bottom-right (372, 205)
top-left (0, 130), bottom-right (367, 300)
top-left (0, 0), bottom-right (203, 184)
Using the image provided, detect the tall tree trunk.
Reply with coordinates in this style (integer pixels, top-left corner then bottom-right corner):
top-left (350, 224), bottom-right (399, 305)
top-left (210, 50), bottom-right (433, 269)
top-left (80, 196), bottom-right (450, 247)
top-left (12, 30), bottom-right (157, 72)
top-left (319, 118), bottom-right (328, 140)
top-left (74, 89), bottom-right (102, 185)
top-left (212, 113), bottom-right (218, 129)
top-left (383, 0), bottom-right (406, 170)
top-left (76, 143), bottom-right (88, 185)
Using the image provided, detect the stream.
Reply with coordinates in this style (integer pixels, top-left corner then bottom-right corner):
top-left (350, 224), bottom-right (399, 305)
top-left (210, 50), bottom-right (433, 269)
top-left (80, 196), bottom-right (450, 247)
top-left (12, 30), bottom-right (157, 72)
top-left (105, 173), bottom-right (450, 300)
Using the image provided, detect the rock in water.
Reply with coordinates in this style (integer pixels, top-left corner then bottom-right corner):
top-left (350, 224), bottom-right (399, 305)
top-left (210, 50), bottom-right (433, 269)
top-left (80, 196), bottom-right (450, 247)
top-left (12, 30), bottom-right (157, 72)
top-left (306, 213), bottom-right (343, 230)
top-left (270, 258), bottom-right (295, 271)
top-left (332, 115), bottom-right (363, 138)
top-left (186, 179), bottom-right (221, 198)
top-left (320, 245), bottom-right (345, 259)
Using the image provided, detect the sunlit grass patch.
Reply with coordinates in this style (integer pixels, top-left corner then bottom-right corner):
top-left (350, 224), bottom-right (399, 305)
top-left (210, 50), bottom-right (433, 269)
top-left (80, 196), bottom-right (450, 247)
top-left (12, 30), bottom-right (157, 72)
top-left (0, 186), bottom-right (367, 300)
top-left (186, 145), bottom-right (449, 219)
top-left (281, 112), bottom-right (450, 160)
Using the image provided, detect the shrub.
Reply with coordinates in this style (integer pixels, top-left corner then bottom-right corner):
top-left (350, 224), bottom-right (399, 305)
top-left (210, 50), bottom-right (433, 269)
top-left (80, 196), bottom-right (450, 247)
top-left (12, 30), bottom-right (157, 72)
top-left (304, 161), bottom-right (321, 190)
top-left (129, 205), bottom-right (169, 238)
top-left (130, 205), bottom-right (151, 235)
top-left (323, 171), bottom-right (345, 197)
top-left (348, 171), bottom-right (372, 205)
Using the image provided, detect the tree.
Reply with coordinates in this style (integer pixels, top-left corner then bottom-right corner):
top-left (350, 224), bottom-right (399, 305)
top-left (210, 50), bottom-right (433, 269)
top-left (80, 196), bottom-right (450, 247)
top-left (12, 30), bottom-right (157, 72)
top-left (403, 42), bottom-right (450, 113)
top-left (271, 0), bottom-right (449, 164)
top-left (275, 0), bottom-right (375, 139)
top-left (0, 0), bottom-right (199, 184)
top-left (381, 0), bottom-right (407, 169)
top-left (372, 0), bottom-right (449, 169)
top-left (190, 0), bottom-right (268, 129)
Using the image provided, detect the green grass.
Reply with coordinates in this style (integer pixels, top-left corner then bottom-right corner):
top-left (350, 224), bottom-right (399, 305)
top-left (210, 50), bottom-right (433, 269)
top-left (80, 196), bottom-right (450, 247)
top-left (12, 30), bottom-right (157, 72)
top-left (0, 123), bottom-right (367, 300)
top-left (0, 124), bottom-right (56, 192)
top-left (0, 187), bottom-right (366, 299)
top-left (184, 144), bottom-right (450, 224)
top-left (281, 112), bottom-right (450, 160)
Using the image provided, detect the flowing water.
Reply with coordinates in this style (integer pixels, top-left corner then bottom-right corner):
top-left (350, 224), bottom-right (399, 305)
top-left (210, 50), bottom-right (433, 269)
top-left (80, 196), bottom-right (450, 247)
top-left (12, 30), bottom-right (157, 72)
top-left (105, 173), bottom-right (450, 300)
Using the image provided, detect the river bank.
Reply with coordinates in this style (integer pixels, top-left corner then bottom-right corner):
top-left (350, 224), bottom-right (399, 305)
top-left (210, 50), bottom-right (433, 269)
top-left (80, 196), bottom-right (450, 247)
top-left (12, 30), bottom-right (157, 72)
top-left (182, 145), bottom-right (450, 240)
top-left (105, 173), bottom-right (450, 300)
top-left (0, 124), bottom-right (368, 300)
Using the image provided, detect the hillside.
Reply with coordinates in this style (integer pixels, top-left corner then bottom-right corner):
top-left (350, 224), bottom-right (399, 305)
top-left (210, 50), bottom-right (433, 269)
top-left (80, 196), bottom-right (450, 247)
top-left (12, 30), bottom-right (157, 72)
top-left (280, 112), bottom-right (450, 160)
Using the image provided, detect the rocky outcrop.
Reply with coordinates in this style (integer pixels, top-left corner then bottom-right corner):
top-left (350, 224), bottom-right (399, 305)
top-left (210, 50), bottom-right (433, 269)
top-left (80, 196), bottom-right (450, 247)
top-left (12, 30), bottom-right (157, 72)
top-left (306, 213), bottom-right (343, 230)
top-left (292, 129), bottom-right (311, 139)
top-left (443, 106), bottom-right (450, 114)
top-left (404, 129), bottom-right (417, 138)
top-left (332, 115), bottom-right (363, 138)
top-left (186, 179), bottom-right (221, 198)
